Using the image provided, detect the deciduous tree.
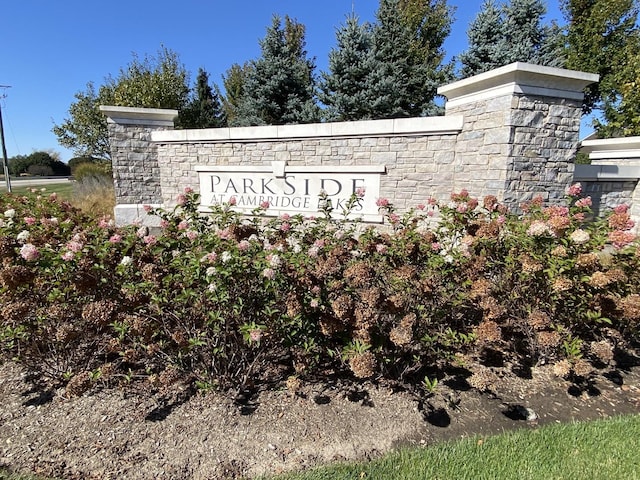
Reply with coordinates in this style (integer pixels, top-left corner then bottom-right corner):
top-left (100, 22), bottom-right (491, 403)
top-left (561, 0), bottom-right (640, 136)
top-left (53, 47), bottom-right (190, 160)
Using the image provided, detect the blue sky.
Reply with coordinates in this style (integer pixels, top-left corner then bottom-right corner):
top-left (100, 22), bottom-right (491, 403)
top-left (2, 0), bottom-right (564, 162)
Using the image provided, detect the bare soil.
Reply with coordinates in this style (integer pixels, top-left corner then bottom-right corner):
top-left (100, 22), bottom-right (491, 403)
top-left (1, 359), bottom-right (640, 480)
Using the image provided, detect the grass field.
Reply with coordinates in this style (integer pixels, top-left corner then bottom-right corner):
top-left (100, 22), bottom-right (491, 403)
top-left (0, 182), bottom-right (75, 200)
top-left (268, 414), bottom-right (640, 480)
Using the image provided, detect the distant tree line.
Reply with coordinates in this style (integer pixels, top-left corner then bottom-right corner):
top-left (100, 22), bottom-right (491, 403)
top-left (7, 151), bottom-right (70, 177)
top-left (52, 0), bottom-right (640, 162)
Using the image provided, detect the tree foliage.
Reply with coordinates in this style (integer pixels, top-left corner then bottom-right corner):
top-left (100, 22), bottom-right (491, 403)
top-left (561, 0), bottom-right (640, 136)
top-left (233, 16), bottom-right (321, 126)
top-left (459, 0), bottom-right (566, 78)
top-left (221, 63), bottom-right (253, 126)
top-left (319, 15), bottom-right (381, 121)
top-left (8, 151), bottom-right (70, 176)
top-left (371, 0), bottom-right (454, 117)
top-left (176, 68), bottom-right (226, 129)
top-left (320, 0), bottom-right (454, 120)
top-left (53, 47), bottom-right (190, 160)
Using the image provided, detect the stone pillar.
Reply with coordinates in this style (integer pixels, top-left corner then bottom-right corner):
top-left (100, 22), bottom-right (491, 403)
top-left (438, 62), bottom-right (599, 207)
top-left (100, 106), bottom-right (177, 226)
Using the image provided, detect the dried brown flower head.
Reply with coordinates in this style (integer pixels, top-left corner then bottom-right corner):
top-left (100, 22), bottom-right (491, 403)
top-left (65, 371), bottom-right (92, 398)
top-left (480, 297), bottom-right (505, 321)
top-left (467, 368), bottom-right (500, 393)
top-left (469, 278), bottom-right (492, 299)
top-left (552, 359), bottom-right (571, 378)
top-left (590, 340), bottom-right (614, 364)
top-left (344, 261), bottom-right (373, 288)
top-left (619, 294), bottom-right (640, 321)
top-left (575, 253), bottom-right (598, 269)
top-left (588, 271), bottom-right (611, 289)
top-left (527, 310), bottom-right (551, 330)
top-left (81, 300), bottom-right (117, 327)
top-left (330, 294), bottom-right (353, 320)
top-left (537, 330), bottom-right (561, 348)
top-left (349, 351), bottom-right (377, 379)
top-left (475, 320), bottom-right (502, 343)
top-left (520, 255), bottom-right (543, 274)
top-left (552, 277), bottom-right (573, 293)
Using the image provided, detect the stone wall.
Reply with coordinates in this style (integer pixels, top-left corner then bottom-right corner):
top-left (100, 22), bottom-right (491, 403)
top-left (156, 119), bottom-right (462, 212)
top-left (101, 63), bottom-right (599, 226)
top-left (576, 137), bottom-right (640, 224)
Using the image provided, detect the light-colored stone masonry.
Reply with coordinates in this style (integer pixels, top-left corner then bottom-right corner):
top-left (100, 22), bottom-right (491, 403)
top-left (576, 137), bottom-right (640, 222)
top-left (102, 63), bottom-right (603, 226)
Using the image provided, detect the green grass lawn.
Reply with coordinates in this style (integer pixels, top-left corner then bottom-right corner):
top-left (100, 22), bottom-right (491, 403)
top-left (1, 182), bottom-right (75, 200)
top-left (269, 414), bottom-right (640, 480)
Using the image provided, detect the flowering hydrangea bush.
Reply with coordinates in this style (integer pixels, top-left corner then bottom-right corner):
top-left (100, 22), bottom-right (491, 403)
top-left (0, 183), bottom-right (639, 397)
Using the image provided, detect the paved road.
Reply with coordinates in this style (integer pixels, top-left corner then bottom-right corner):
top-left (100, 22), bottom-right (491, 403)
top-left (0, 177), bottom-right (72, 189)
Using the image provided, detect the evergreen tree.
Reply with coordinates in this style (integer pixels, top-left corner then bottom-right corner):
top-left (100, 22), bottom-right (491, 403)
top-left (319, 15), bottom-right (381, 121)
top-left (459, 0), bottom-right (566, 78)
top-left (233, 15), bottom-right (321, 126)
top-left (370, 0), bottom-right (454, 118)
top-left (177, 68), bottom-right (225, 128)
top-left (398, 0), bottom-right (455, 115)
top-left (458, 0), bottom-right (505, 78)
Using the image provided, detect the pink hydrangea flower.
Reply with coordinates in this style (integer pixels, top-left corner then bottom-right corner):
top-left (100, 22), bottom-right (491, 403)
top-left (61, 251), bottom-right (75, 262)
top-left (228, 196), bottom-right (237, 206)
top-left (310, 299), bottom-right (319, 308)
top-left (24, 217), bottom-right (36, 225)
top-left (388, 213), bottom-right (400, 224)
top-left (238, 240), bottom-right (250, 251)
top-left (143, 235), bottom-right (157, 245)
top-left (20, 243), bottom-right (39, 261)
top-left (614, 204), bottom-right (630, 214)
top-left (66, 240), bottom-right (84, 253)
top-left (185, 230), bottom-right (198, 241)
top-left (280, 222), bottom-right (291, 232)
top-left (184, 187), bottom-right (194, 194)
top-left (176, 194), bottom-right (187, 206)
top-left (109, 234), bottom-right (122, 244)
top-left (160, 219), bottom-right (169, 228)
top-left (143, 205), bottom-right (152, 213)
top-left (355, 187), bottom-right (366, 198)
top-left (177, 220), bottom-right (189, 231)
top-left (575, 196), bottom-right (592, 208)
top-left (376, 244), bottom-right (388, 254)
top-left (376, 197), bottom-right (389, 207)
top-left (416, 204), bottom-right (425, 211)
top-left (431, 242), bottom-right (441, 251)
top-left (567, 183), bottom-right (582, 196)
top-left (260, 201), bottom-right (270, 209)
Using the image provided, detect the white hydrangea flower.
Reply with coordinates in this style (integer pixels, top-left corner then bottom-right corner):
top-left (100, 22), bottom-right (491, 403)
top-left (16, 230), bottom-right (30, 243)
top-left (120, 256), bottom-right (133, 266)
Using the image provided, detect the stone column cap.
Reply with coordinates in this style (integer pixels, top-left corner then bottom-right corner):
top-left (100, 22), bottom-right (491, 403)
top-left (100, 105), bottom-right (178, 126)
top-left (581, 136), bottom-right (640, 160)
top-left (438, 62), bottom-right (599, 108)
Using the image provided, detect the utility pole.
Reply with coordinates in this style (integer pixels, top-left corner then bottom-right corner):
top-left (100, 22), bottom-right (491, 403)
top-left (0, 85), bottom-right (11, 193)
